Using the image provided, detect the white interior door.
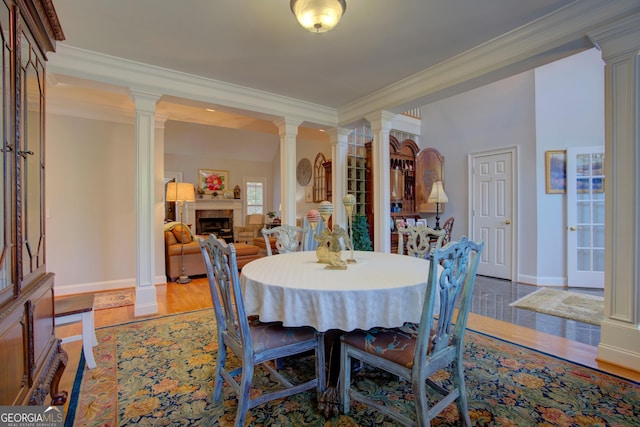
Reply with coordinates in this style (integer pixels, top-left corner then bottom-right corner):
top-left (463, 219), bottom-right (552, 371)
top-left (566, 146), bottom-right (605, 288)
top-left (469, 148), bottom-right (515, 280)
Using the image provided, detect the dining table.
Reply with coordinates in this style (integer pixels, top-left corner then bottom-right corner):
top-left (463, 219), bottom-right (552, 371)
top-left (240, 250), bottom-right (438, 416)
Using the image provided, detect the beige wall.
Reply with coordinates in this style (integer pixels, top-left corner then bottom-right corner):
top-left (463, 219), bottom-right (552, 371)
top-left (46, 114), bottom-right (139, 291)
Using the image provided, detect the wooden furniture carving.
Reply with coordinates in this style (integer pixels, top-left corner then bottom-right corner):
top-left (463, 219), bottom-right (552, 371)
top-left (322, 160), bottom-right (332, 201)
top-left (397, 226), bottom-right (446, 259)
top-left (441, 216), bottom-right (455, 245)
top-left (0, 0), bottom-right (66, 406)
top-left (389, 136), bottom-right (418, 214)
top-left (261, 224), bottom-right (308, 256)
top-left (416, 148), bottom-right (445, 213)
top-left (313, 153), bottom-right (328, 202)
top-left (365, 137), bottom-right (421, 252)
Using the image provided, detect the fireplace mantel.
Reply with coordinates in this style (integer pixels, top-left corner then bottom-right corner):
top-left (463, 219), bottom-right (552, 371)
top-left (185, 199), bottom-right (242, 235)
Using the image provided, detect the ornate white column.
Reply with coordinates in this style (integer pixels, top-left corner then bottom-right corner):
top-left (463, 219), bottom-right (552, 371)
top-left (326, 127), bottom-right (350, 227)
top-left (274, 118), bottom-right (301, 225)
top-left (130, 89), bottom-right (161, 317)
top-left (365, 111), bottom-right (397, 252)
top-left (588, 12), bottom-right (640, 371)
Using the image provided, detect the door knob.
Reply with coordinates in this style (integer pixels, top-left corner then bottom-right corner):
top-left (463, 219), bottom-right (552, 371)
top-left (504, 219), bottom-right (511, 225)
top-left (569, 226), bottom-right (577, 231)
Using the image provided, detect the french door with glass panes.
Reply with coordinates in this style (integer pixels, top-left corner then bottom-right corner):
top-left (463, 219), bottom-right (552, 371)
top-left (566, 146), bottom-right (605, 288)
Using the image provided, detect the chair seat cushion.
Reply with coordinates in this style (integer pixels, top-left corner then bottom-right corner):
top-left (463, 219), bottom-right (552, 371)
top-left (342, 325), bottom-right (417, 368)
top-left (248, 316), bottom-right (316, 353)
top-left (341, 322), bottom-right (435, 369)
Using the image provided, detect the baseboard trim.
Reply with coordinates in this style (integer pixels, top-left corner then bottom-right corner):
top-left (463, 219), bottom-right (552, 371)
top-left (517, 274), bottom-right (566, 286)
top-left (55, 275), bottom-right (167, 296)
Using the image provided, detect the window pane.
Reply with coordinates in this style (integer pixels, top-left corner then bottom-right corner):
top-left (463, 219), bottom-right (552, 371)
top-left (246, 181), bottom-right (264, 214)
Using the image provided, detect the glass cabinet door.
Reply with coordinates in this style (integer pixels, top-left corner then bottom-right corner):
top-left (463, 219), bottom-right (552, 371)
top-left (0, 2), bottom-right (12, 306)
top-left (19, 27), bottom-right (46, 286)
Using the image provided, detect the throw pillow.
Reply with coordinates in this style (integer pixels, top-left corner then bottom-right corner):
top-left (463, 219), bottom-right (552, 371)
top-left (172, 224), bottom-right (192, 244)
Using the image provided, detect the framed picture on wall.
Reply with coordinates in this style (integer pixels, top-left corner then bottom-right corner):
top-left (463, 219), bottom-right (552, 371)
top-left (545, 150), bottom-right (566, 194)
top-left (305, 185), bottom-right (313, 202)
top-left (198, 169), bottom-right (228, 194)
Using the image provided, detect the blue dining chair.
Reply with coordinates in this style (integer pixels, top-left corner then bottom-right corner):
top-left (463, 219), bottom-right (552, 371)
top-left (199, 234), bottom-right (325, 427)
top-left (339, 236), bottom-right (484, 426)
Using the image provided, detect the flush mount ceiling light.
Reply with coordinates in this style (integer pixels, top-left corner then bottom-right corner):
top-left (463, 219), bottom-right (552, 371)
top-left (290, 0), bottom-right (346, 33)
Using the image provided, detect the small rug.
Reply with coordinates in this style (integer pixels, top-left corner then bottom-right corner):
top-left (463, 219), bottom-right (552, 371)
top-left (510, 287), bottom-right (604, 326)
top-left (93, 288), bottom-right (135, 310)
top-left (64, 309), bottom-right (639, 426)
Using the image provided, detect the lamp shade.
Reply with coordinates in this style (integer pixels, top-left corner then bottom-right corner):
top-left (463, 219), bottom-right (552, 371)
top-left (290, 0), bottom-right (346, 33)
top-left (166, 182), bottom-right (195, 203)
top-left (427, 181), bottom-right (448, 204)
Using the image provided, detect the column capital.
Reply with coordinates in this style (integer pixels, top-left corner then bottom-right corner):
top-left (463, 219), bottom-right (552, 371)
top-left (273, 117), bottom-right (302, 137)
top-left (129, 89), bottom-right (161, 112)
top-left (325, 127), bottom-right (351, 146)
top-left (588, 12), bottom-right (640, 62)
top-left (365, 110), bottom-right (397, 133)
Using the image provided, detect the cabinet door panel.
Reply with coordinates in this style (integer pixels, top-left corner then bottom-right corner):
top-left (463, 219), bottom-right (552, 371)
top-left (0, 309), bottom-right (27, 405)
top-left (31, 281), bottom-right (54, 371)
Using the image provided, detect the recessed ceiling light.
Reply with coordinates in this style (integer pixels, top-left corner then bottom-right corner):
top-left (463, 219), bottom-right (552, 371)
top-left (206, 108), bottom-right (216, 112)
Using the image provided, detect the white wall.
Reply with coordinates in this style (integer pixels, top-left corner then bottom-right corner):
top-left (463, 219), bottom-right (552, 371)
top-left (421, 70), bottom-right (537, 279)
top-left (46, 114), bottom-right (139, 291)
top-left (534, 48), bottom-right (605, 283)
top-left (420, 48), bottom-right (604, 284)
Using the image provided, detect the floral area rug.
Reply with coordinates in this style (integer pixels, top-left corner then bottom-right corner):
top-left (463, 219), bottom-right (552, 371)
top-left (64, 309), bottom-right (639, 426)
top-left (94, 288), bottom-right (135, 310)
top-left (509, 288), bottom-right (604, 326)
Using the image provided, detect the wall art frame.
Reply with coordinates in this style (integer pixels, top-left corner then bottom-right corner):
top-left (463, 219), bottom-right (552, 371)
top-left (198, 169), bottom-right (228, 194)
top-left (305, 185), bottom-right (313, 202)
top-left (545, 150), bottom-right (566, 194)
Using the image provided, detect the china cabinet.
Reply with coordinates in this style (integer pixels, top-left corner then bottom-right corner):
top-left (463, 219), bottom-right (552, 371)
top-left (0, 0), bottom-right (65, 406)
top-left (365, 138), bottom-right (420, 252)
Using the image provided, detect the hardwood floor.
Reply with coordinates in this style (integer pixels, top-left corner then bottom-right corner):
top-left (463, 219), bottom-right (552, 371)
top-left (55, 277), bottom-right (640, 420)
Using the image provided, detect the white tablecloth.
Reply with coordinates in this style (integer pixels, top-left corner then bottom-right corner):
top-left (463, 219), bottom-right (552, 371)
top-left (240, 250), bottom-right (437, 332)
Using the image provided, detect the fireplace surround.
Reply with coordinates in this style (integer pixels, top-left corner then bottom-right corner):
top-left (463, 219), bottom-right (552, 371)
top-left (185, 199), bottom-right (242, 241)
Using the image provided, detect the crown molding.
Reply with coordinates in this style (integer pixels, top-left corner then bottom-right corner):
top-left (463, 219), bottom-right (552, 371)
top-left (48, 45), bottom-right (338, 128)
top-left (47, 95), bottom-right (134, 125)
top-left (338, 0), bottom-right (639, 125)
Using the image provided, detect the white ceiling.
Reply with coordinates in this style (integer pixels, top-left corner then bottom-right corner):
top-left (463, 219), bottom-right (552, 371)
top-left (51, 0), bottom-right (579, 110)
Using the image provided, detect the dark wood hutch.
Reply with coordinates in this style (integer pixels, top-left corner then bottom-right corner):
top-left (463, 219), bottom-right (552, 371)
top-left (0, 0), bottom-right (66, 406)
top-left (365, 137), bottom-right (444, 252)
top-left (366, 137), bottom-right (418, 252)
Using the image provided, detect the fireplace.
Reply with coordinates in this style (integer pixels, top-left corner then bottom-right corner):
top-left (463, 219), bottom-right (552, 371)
top-left (196, 209), bottom-right (233, 241)
top-left (185, 199), bottom-right (243, 242)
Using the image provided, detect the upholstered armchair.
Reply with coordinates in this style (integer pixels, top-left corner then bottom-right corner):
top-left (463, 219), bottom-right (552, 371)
top-left (234, 214), bottom-right (264, 243)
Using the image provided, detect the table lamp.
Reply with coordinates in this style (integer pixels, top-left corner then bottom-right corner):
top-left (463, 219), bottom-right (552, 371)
top-left (166, 182), bottom-right (196, 284)
top-left (427, 181), bottom-right (448, 230)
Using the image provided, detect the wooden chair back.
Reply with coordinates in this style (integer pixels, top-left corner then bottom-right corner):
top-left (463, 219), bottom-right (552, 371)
top-left (397, 225), bottom-right (446, 259)
top-left (261, 224), bottom-right (309, 256)
top-left (199, 234), bottom-right (325, 426)
top-left (340, 236), bottom-right (484, 426)
top-left (441, 216), bottom-right (455, 245)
